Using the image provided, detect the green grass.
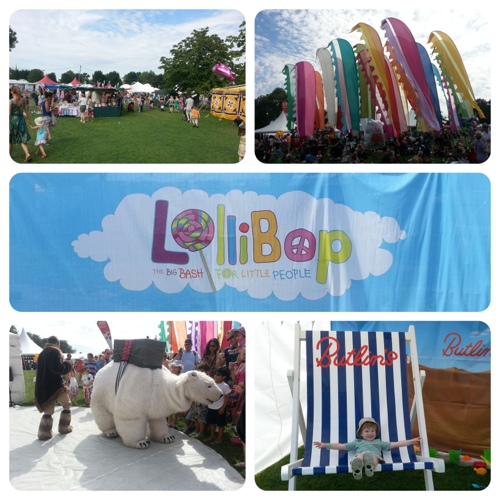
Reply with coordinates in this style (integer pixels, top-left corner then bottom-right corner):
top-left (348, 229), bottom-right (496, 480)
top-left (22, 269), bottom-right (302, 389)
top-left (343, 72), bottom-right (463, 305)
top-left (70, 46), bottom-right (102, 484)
top-left (255, 446), bottom-right (490, 491)
top-left (21, 370), bottom-right (245, 478)
top-left (10, 105), bottom-right (241, 164)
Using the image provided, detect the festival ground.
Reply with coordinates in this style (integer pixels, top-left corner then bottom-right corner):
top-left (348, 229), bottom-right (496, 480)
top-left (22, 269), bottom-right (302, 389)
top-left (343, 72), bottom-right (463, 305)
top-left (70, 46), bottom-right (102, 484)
top-left (9, 406), bottom-right (244, 491)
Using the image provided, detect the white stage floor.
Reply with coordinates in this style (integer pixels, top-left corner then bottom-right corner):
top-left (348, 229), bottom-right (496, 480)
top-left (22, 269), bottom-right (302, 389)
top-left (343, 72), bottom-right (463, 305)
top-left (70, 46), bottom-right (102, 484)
top-left (9, 406), bottom-right (244, 491)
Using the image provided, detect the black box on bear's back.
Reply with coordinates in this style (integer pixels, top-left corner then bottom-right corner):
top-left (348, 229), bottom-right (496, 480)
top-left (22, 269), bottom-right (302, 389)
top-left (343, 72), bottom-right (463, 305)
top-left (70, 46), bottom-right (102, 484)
top-left (113, 339), bottom-right (166, 369)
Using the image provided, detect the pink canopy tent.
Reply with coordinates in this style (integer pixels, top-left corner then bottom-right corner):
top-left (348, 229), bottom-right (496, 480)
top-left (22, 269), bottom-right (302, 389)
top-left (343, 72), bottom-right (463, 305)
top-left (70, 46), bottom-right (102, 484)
top-left (70, 77), bottom-right (82, 86)
top-left (35, 74), bottom-right (58, 85)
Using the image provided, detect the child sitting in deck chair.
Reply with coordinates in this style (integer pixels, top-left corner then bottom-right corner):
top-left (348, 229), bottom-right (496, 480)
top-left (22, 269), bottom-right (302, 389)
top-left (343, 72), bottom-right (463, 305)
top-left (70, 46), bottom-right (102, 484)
top-left (314, 417), bottom-right (421, 480)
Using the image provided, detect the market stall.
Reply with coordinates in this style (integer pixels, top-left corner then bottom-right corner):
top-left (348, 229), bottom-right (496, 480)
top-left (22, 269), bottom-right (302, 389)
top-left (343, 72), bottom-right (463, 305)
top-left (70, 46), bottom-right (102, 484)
top-left (58, 85), bottom-right (125, 118)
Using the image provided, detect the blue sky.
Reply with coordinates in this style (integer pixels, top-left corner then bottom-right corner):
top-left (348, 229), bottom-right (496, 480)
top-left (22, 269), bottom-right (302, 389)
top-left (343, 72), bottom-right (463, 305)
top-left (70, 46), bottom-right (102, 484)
top-left (9, 9), bottom-right (244, 80)
top-left (255, 9), bottom-right (491, 101)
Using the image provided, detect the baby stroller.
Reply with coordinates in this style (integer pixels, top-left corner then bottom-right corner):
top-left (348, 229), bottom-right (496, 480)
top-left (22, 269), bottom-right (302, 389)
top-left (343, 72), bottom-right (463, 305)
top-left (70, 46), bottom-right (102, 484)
top-left (127, 101), bottom-right (134, 112)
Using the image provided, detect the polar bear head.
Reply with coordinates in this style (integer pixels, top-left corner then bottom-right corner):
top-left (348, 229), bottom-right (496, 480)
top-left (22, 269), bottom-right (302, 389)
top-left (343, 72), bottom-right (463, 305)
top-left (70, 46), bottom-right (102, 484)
top-left (178, 370), bottom-right (223, 405)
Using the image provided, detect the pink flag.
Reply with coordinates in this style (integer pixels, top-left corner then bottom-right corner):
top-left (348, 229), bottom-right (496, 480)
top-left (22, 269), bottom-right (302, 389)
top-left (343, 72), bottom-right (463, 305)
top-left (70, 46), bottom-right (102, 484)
top-left (97, 321), bottom-right (112, 349)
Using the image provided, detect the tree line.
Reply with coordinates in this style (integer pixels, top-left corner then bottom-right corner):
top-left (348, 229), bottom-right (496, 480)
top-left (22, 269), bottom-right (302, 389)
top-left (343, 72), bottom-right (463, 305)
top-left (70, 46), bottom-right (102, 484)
top-left (9, 22), bottom-right (245, 95)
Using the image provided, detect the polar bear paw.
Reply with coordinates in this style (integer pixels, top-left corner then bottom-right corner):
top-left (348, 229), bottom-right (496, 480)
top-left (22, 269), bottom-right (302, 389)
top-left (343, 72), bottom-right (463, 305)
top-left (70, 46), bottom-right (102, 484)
top-left (137, 439), bottom-right (151, 449)
top-left (161, 435), bottom-right (176, 444)
top-left (104, 429), bottom-right (119, 438)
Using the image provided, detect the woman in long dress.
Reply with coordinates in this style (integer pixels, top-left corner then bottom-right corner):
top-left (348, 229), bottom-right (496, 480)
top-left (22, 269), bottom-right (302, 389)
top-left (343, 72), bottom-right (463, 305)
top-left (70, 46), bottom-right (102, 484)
top-left (9, 85), bottom-right (32, 162)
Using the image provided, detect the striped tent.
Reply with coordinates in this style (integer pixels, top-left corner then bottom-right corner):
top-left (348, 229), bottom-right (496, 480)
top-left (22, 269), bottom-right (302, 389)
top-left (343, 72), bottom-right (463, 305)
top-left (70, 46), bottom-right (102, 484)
top-left (281, 325), bottom-right (444, 490)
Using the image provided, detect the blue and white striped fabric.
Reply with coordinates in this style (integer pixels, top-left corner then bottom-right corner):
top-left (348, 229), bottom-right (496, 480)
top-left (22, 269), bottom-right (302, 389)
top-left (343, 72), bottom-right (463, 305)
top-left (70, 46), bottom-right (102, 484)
top-left (292, 330), bottom-right (435, 476)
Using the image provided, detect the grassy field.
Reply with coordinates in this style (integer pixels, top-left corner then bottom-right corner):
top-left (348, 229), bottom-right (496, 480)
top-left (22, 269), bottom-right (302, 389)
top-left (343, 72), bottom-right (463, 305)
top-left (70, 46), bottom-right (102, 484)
top-left (10, 104), bottom-right (241, 164)
top-left (255, 446), bottom-right (490, 491)
top-left (20, 370), bottom-right (245, 478)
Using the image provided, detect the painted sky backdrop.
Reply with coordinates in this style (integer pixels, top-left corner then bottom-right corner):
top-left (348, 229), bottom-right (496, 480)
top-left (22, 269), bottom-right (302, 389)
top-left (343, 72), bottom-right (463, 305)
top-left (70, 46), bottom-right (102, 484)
top-left (9, 9), bottom-right (244, 81)
top-left (255, 9), bottom-right (491, 103)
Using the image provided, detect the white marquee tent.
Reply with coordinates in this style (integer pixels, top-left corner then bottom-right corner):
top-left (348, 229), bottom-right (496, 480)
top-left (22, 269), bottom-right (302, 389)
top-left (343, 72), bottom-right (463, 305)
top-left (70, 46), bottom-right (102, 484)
top-left (18, 327), bottom-right (43, 355)
top-left (255, 111), bottom-right (291, 134)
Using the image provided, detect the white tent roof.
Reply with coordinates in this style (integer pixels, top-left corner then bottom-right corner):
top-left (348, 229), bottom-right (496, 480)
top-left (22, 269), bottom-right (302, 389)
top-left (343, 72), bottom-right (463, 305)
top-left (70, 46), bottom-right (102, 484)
top-left (129, 82), bottom-right (159, 93)
top-left (18, 328), bottom-right (42, 355)
top-left (255, 111), bottom-right (291, 134)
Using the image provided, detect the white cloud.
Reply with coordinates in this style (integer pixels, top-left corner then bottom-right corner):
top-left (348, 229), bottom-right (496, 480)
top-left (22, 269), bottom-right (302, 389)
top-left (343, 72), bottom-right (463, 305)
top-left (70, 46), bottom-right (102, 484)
top-left (72, 188), bottom-right (406, 301)
top-left (255, 9), bottom-right (490, 101)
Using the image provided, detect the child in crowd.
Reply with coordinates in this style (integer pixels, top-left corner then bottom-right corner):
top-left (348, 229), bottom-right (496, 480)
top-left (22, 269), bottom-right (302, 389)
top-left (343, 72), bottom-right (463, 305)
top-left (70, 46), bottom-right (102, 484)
top-left (86, 99), bottom-right (94, 122)
top-left (314, 417), bottom-right (421, 480)
top-left (184, 362), bottom-right (211, 438)
top-left (167, 360), bottom-right (183, 429)
top-left (67, 367), bottom-right (79, 405)
top-left (238, 121), bottom-right (246, 161)
top-left (204, 366), bottom-right (231, 445)
top-left (191, 107), bottom-right (200, 128)
top-left (81, 367), bottom-right (94, 407)
top-left (29, 117), bottom-right (48, 159)
top-left (96, 353), bottom-right (106, 371)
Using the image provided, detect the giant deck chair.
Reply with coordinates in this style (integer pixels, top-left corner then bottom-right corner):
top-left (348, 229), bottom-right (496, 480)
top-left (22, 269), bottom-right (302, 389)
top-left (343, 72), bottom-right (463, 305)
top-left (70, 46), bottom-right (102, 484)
top-left (281, 325), bottom-right (445, 490)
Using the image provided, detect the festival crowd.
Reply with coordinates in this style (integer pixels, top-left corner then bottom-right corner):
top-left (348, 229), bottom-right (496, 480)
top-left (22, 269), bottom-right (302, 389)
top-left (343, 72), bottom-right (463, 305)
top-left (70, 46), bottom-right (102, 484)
top-left (255, 124), bottom-right (491, 164)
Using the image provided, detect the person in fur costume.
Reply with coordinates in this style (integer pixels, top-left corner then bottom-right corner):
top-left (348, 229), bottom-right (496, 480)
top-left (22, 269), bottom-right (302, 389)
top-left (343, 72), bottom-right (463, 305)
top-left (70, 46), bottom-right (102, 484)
top-left (34, 336), bottom-right (74, 440)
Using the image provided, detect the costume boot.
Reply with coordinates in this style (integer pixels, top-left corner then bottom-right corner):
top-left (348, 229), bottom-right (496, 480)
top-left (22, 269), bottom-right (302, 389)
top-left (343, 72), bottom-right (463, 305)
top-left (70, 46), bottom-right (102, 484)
top-left (38, 414), bottom-right (53, 440)
top-left (58, 409), bottom-right (73, 434)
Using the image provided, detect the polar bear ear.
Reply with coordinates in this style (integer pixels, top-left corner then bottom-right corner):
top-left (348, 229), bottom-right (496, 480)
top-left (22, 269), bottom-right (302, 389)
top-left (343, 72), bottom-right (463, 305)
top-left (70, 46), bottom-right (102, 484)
top-left (189, 371), bottom-right (198, 378)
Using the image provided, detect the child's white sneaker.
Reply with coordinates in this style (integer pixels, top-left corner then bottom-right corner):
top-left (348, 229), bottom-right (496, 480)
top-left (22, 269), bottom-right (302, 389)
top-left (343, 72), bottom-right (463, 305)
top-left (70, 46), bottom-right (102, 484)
top-left (363, 453), bottom-right (375, 477)
top-left (351, 457), bottom-right (363, 480)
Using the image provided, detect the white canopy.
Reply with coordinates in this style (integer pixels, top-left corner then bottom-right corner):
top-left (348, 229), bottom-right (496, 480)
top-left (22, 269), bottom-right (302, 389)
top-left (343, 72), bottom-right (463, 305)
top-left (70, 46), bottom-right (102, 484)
top-left (9, 333), bottom-right (26, 404)
top-left (129, 82), bottom-right (159, 93)
top-left (255, 111), bottom-right (291, 134)
top-left (18, 328), bottom-right (42, 355)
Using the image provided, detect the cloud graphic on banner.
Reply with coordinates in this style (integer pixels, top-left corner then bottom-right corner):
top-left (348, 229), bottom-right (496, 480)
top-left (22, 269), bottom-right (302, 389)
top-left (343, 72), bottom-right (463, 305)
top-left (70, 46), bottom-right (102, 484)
top-left (71, 188), bottom-right (406, 300)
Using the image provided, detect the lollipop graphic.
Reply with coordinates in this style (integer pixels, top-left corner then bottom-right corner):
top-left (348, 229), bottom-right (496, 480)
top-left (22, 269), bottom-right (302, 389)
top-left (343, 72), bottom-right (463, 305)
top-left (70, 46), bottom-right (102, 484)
top-left (171, 209), bottom-right (216, 292)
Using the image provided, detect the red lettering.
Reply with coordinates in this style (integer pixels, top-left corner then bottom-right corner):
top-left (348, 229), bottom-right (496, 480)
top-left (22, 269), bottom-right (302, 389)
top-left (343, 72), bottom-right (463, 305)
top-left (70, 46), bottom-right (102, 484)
top-left (315, 336), bottom-right (398, 368)
top-left (442, 332), bottom-right (491, 358)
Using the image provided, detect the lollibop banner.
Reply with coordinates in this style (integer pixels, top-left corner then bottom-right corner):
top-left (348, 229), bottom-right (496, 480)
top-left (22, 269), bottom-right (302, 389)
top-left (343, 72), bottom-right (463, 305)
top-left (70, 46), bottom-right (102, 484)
top-left (9, 173), bottom-right (490, 312)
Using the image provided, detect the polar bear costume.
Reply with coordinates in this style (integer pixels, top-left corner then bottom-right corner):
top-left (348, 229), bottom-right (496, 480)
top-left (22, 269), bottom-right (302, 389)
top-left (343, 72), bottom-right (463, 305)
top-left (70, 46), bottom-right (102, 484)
top-left (90, 361), bottom-right (223, 449)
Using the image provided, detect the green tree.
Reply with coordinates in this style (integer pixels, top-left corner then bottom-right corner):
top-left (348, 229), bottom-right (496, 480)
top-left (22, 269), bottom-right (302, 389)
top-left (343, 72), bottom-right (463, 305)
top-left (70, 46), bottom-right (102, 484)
top-left (27, 68), bottom-right (44, 83)
top-left (60, 70), bottom-right (76, 84)
top-left (159, 27), bottom-right (236, 94)
top-left (105, 71), bottom-right (121, 87)
top-left (225, 21), bottom-right (246, 84)
top-left (47, 72), bottom-right (57, 83)
top-left (123, 71), bottom-right (139, 85)
top-left (10, 26), bottom-right (18, 51)
top-left (27, 332), bottom-right (74, 353)
top-left (255, 87), bottom-right (287, 129)
top-left (27, 332), bottom-right (44, 349)
top-left (92, 70), bottom-right (105, 85)
top-left (476, 98), bottom-right (491, 124)
top-left (10, 68), bottom-right (29, 80)
top-left (80, 72), bottom-right (90, 84)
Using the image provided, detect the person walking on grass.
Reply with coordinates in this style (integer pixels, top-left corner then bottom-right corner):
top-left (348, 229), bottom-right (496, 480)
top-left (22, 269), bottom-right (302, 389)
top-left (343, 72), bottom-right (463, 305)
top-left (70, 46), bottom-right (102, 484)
top-left (9, 85), bottom-right (32, 162)
top-left (29, 117), bottom-right (48, 159)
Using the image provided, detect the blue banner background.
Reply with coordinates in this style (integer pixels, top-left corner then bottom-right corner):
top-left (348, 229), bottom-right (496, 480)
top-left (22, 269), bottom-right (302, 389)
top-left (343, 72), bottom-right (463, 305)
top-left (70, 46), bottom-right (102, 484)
top-left (10, 173), bottom-right (490, 312)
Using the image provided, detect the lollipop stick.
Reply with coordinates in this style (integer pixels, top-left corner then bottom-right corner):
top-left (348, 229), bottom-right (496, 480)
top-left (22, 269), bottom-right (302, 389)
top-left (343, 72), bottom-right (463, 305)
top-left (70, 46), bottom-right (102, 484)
top-left (199, 250), bottom-right (216, 292)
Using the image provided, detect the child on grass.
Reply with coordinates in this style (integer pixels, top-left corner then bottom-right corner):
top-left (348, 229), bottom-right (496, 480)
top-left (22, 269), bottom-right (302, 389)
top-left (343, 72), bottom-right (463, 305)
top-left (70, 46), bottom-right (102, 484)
top-left (191, 107), bottom-right (200, 128)
top-left (314, 417), bottom-right (421, 480)
top-left (29, 117), bottom-right (48, 159)
top-left (81, 367), bottom-right (94, 407)
top-left (204, 366), bottom-right (231, 445)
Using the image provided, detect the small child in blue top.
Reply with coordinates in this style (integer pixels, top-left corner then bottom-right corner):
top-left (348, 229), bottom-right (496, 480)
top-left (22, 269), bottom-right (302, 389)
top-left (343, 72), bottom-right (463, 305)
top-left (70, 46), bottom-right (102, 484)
top-left (29, 117), bottom-right (48, 159)
top-left (314, 417), bottom-right (421, 480)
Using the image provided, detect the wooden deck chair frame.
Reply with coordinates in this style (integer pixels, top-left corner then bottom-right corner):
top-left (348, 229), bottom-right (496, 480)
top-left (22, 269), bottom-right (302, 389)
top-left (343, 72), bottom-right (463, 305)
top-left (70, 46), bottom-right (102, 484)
top-left (281, 324), bottom-right (445, 490)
